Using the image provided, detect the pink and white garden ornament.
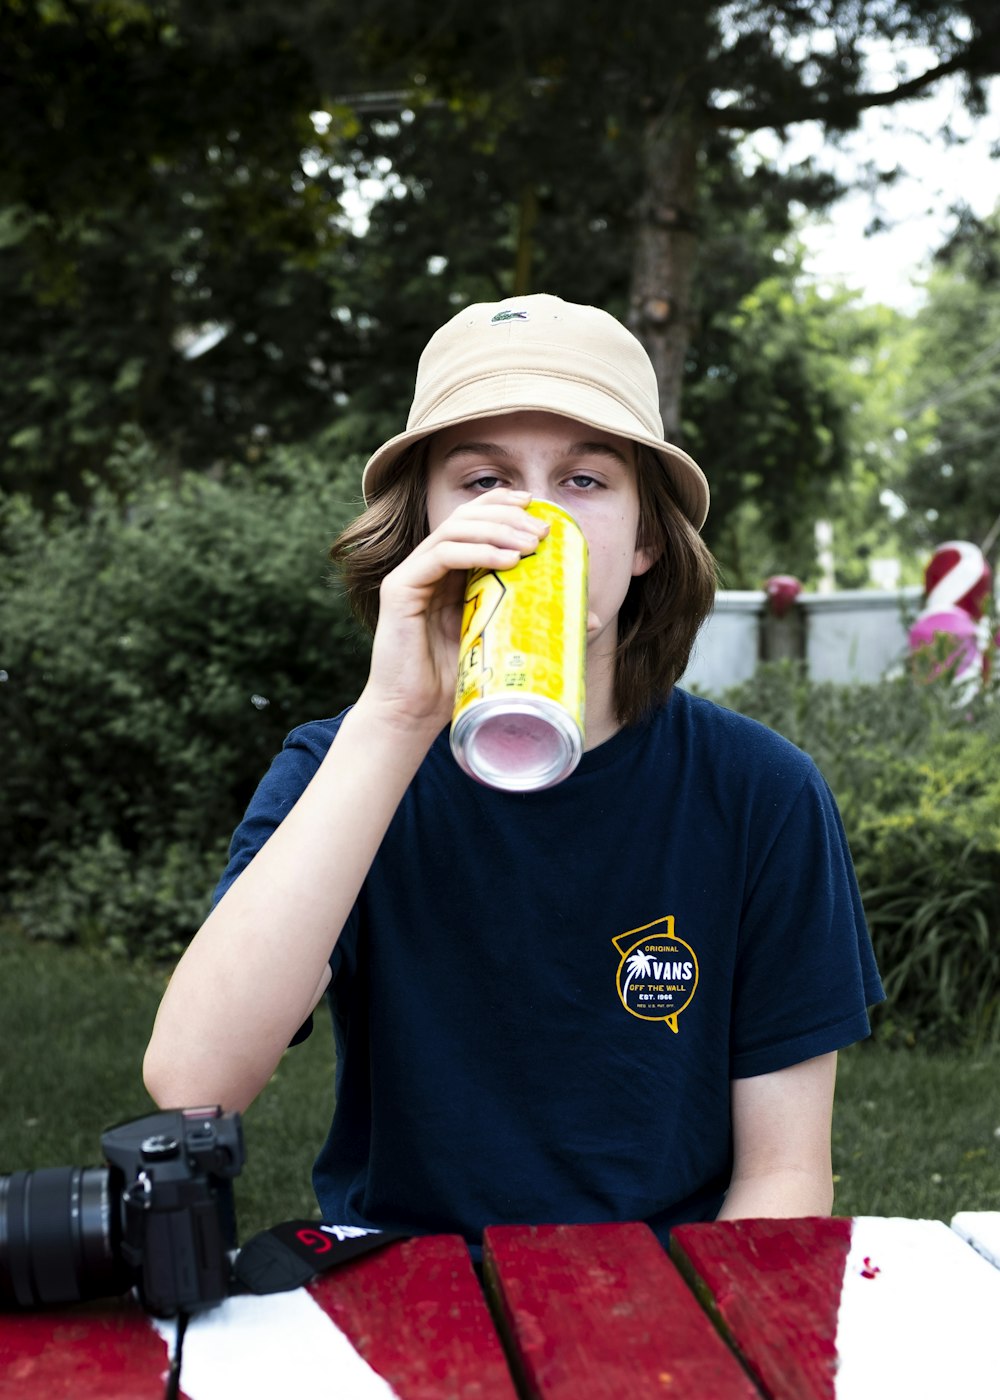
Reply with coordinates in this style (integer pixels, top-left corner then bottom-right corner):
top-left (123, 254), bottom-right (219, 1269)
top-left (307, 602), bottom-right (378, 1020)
top-left (908, 540), bottom-right (993, 682)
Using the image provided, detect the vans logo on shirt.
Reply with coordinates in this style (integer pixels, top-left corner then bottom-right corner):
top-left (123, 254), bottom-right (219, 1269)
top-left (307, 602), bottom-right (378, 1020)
top-left (613, 917), bottom-right (699, 1033)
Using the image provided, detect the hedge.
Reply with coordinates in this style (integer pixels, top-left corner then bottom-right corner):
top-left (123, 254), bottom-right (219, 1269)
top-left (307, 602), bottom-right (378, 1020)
top-left (0, 444), bottom-right (370, 957)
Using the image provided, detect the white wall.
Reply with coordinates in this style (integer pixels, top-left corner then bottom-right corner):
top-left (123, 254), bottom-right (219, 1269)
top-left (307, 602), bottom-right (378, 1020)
top-left (804, 588), bottom-right (922, 683)
top-left (681, 587), bottom-right (924, 693)
top-left (682, 592), bottom-right (764, 693)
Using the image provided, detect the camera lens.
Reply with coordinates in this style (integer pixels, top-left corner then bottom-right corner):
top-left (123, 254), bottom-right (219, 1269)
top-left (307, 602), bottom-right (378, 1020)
top-left (0, 1167), bottom-right (131, 1307)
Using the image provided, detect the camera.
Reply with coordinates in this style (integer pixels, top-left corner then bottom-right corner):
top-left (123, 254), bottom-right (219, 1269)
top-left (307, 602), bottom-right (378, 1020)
top-left (0, 1106), bottom-right (244, 1316)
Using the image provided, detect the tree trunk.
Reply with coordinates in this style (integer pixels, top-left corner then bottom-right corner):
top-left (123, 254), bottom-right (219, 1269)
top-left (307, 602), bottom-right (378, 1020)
top-left (628, 109), bottom-right (701, 445)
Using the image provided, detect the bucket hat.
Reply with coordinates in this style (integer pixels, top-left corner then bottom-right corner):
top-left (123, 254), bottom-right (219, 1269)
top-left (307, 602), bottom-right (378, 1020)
top-left (361, 293), bottom-right (710, 530)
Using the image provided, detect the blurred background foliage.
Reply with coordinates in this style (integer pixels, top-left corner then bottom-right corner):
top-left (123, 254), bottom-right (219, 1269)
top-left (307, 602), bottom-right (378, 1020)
top-left (2, 0), bottom-right (1000, 1045)
top-left (0, 442), bottom-right (370, 956)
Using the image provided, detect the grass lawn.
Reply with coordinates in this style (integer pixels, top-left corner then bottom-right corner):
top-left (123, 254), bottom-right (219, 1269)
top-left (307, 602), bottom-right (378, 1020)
top-left (832, 1039), bottom-right (1000, 1218)
top-left (0, 927), bottom-right (331, 1239)
top-left (2, 927), bottom-right (998, 1242)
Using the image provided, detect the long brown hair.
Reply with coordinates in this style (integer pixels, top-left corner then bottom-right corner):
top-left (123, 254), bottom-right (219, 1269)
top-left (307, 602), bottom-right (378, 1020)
top-left (614, 446), bottom-right (718, 724)
top-left (330, 442), bottom-right (430, 633)
top-left (330, 441), bottom-right (717, 726)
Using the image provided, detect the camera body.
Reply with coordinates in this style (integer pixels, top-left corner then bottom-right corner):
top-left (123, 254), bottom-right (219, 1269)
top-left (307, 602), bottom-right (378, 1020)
top-left (107, 1106), bottom-right (244, 1315)
top-left (0, 1106), bottom-right (245, 1316)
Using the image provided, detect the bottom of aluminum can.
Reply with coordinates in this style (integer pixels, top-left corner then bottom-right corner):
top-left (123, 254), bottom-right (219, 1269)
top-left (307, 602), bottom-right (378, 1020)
top-left (450, 701), bottom-right (583, 792)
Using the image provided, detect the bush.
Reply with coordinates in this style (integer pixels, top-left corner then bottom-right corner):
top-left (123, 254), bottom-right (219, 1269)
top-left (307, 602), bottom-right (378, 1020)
top-left (8, 832), bottom-right (232, 960)
top-left (720, 663), bottom-right (1000, 1047)
top-left (0, 443), bottom-right (372, 956)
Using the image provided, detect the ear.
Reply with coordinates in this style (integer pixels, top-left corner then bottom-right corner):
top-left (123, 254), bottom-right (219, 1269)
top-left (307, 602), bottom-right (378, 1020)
top-left (632, 541), bottom-right (659, 578)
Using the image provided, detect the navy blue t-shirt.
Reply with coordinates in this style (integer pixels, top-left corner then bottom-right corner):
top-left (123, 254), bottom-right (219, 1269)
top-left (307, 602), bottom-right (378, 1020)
top-left (214, 689), bottom-right (883, 1246)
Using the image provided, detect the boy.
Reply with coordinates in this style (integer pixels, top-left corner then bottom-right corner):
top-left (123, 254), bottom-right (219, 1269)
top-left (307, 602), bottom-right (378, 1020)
top-left (144, 294), bottom-right (883, 1244)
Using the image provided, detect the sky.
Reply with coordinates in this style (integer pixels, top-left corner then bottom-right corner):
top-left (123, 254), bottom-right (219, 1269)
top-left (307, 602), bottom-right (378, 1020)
top-left (748, 65), bottom-right (999, 312)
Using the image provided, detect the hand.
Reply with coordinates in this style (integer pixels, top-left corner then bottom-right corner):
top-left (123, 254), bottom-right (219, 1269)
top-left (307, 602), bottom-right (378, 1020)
top-left (359, 489), bottom-right (549, 735)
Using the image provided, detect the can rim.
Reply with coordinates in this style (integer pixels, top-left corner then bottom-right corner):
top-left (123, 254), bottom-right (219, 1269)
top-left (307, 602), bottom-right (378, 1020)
top-left (451, 699), bottom-right (583, 792)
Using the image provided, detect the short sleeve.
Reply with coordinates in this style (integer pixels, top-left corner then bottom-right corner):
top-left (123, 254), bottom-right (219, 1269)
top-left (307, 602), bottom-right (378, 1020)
top-left (212, 728), bottom-right (329, 909)
top-left (730, 767), bottom-right (884, 1079)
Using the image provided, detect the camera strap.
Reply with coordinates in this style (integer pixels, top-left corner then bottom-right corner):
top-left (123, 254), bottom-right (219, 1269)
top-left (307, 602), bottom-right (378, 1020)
top-left (232, 1221), bottom-right (409, 1296)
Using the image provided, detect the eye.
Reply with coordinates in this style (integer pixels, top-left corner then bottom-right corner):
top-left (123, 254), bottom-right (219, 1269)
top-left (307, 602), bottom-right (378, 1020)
top-left (565, 474), bottom-right (602, 490)
top-left (465, 474), bottom-right (506, 493)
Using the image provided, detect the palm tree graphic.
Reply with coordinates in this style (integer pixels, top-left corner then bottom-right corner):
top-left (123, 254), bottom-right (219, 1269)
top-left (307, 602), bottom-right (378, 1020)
top-left (622, 949), bottom-right (653, 1000)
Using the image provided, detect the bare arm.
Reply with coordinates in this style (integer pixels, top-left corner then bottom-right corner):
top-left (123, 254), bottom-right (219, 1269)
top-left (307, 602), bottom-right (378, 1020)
top-left (143, 490), bottom-right (547, 1113)
top-left (717, 1051), bottom-right (837, 1220)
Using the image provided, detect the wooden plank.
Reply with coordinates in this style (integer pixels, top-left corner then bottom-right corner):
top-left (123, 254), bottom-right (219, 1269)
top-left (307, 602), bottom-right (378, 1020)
top-left (671, 1217), bottom-right (852, 1400)
top-left (483, 1221), bottom-right (760, 1399)
top-left (0, 1236), bottom-right (510, 1400)
top-left (160, 1285), bottom-right (399, 1400)
top-left (952, 1211), bottom-right (1000, 1270)
top-left (833, 1217), bottom-right (1000, 1398)
top-left (0, 1294), bottom-right (181, 1400)
top-left (673, 1216), bottom-right (1000, 1399)
top-left (312, 1233), bottom-right (519, 1400)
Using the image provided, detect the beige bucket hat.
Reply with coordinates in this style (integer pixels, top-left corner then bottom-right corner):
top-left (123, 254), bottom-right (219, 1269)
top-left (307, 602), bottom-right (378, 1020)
top-left (361, 293), bottom-right (710, 531)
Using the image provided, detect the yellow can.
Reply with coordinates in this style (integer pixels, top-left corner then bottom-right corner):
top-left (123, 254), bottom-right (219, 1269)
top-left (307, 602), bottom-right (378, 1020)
top-left (450, 499), bottom-right (587, 791)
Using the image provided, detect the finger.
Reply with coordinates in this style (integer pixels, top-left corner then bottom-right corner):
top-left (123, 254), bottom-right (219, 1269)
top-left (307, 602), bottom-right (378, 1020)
top-left (455, 487), bottom-right (533, 509)
top-left (381, 496), bottom-right (550, 607)
top-left (386, 540), bottom-right (527, 601)
top-left (420, 504), bottom-right (549, 550)
top-left (405, 520), bottom-right (548, 581)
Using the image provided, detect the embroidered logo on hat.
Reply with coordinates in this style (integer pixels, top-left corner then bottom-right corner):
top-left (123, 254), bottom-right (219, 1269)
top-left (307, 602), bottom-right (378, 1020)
top-left (490, 309), bottom-right (528, 323)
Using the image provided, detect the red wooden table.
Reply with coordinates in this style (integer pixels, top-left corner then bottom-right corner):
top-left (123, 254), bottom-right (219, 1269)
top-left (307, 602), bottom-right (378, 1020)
top-left (3, 1215), bottom-right (1000, 1398)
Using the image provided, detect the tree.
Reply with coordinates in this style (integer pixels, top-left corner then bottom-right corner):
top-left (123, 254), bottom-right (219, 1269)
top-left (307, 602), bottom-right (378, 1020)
top-left (312, 0), bottom-right (1000, 570)
top-left (0, 0), bottom-right (840, 529)
top-left (820, 299), bottom-right (927, 590)
top-left (689, 270), bottom-right (865, 585)
top-left (4, 0), bottom-right (998, 559)
top-left (893, 208), bottom-right (1000, 551)
top-left (626, 0), bottom-right (1000, 440)
top-left (0, 0), bottom-right (358, 501)
top-left (323, 1), bottom-right (1000, 438)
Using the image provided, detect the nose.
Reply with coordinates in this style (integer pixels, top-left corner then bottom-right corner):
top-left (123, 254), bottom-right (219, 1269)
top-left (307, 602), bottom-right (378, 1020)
top-left (510, 460), bottom-right (557, 499)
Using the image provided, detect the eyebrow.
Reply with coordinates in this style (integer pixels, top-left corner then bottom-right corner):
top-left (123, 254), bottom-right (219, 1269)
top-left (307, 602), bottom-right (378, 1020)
top-left (442, 439), bottom-right (630, 466)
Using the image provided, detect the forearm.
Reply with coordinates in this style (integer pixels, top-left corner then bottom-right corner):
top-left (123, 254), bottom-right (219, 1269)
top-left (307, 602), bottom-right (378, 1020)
top-left (145, 491), bottom-right (547, 1113)
top-left (717, 1165), bottom-right (834, 1220)
top-left (144, 696), bottom-right (439, 1113)
top-left (720, 1053), bottom-right (838, 1221)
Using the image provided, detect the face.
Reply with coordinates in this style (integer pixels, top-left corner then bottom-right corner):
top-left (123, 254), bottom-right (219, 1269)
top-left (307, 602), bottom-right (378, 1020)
top-left (425, 411), bottom-right (655, 663)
